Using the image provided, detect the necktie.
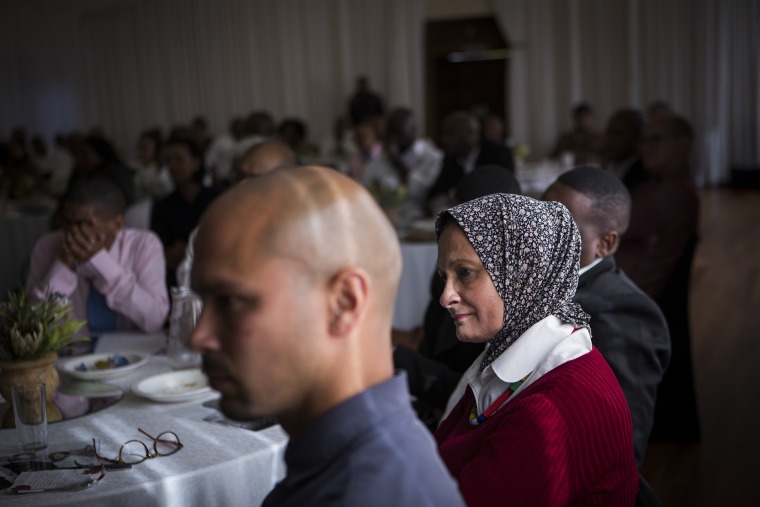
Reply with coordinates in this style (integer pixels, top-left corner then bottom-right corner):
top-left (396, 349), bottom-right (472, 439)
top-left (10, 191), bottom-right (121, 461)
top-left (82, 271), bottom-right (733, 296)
top-left (87, 285), bottom-right (117, 333)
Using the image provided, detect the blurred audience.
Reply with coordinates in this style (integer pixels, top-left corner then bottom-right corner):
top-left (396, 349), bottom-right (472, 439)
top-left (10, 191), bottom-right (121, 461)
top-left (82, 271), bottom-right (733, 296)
top-left (550, 101), bottom-right (604, 166)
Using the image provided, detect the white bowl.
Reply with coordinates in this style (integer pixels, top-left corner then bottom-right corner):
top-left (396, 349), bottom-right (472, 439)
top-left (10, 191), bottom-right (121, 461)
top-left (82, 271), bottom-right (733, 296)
top-left (61, 352), bottom-right (148, 381)
top-left (132, 369), bottom-right (211, 403)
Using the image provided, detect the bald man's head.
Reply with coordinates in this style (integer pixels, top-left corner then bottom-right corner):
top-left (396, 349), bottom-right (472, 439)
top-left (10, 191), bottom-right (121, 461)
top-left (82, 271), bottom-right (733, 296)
top-left (236, 140), bottom-right (296, 182)
top-left (195, 166), bottom-right (402, 318)
top-left (190, 166), bottom-right (402, 429)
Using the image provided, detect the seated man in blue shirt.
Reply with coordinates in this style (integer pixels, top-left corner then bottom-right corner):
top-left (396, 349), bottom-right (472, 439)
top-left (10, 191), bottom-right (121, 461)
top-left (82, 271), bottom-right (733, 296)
top-left (189, 166), bottom-right (464, 507)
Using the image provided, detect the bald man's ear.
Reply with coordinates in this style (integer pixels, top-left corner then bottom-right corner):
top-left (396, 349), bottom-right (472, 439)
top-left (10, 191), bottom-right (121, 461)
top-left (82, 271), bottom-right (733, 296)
top-left (598, 230), bottom-right (619, 257)
top-left (327, 268), bottom-right (369, 338)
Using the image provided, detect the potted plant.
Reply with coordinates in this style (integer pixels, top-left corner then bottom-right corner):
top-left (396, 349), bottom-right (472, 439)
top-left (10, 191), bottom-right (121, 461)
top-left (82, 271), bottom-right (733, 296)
top-left (0, 289), bottom-right (87, 427)
top-left (368, 182), bottom-right (407, 227)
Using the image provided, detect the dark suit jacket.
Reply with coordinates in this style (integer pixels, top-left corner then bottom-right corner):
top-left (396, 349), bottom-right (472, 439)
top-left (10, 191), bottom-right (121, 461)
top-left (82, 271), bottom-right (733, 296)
top-left (426, 140), bottom-right (515, 201)
top-left (575, 256), bottom-right (671, 467)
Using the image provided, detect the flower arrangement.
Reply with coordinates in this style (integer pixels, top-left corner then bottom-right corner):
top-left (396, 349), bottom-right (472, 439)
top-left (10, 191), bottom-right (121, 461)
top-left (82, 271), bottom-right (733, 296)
top-left (0, 289), bottom-right (87, 361)
top-left (513, 144), bottom-right (531, 160)
top-left (368, 182), bottom-right (407, 210)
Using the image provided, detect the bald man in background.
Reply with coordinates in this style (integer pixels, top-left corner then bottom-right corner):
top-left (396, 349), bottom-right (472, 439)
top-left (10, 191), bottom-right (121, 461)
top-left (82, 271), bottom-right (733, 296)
top-left (189, 166), bottom-right (464, 507)
top-left (175, 140), bottom-right (297, 288)
top-left (232, 139), bottom-right (297, 182)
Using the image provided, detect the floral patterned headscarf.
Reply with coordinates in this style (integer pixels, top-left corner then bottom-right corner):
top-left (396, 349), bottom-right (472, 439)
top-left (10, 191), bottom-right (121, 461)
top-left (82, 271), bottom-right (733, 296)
top-left (435, 193), bottom-right (590, 371)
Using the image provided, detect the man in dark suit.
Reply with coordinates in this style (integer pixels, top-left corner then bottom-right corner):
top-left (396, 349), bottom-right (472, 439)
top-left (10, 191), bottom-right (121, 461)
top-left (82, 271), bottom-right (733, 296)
top-left (543, 166), bottom-right (671, 468)
top-left (426, 111), bottom-right (514, 212)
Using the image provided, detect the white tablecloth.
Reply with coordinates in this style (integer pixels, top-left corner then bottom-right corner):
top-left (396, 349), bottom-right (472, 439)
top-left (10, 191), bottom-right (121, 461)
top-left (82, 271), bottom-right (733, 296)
top-left (0, 333), bottom-right (288, 506)
top-left (393, 241), bottom-right (438, 332)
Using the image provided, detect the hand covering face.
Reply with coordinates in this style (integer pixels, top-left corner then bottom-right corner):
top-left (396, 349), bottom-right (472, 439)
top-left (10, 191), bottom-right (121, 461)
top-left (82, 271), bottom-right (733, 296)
top-left (435, 193), bottom-right (590, 370)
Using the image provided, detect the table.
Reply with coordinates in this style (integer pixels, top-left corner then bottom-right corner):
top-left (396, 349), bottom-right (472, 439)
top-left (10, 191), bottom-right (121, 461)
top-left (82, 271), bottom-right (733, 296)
top-left (393, 241), bottom-right (438, 332)
top-left (0, 333), bottom-right (288, 506)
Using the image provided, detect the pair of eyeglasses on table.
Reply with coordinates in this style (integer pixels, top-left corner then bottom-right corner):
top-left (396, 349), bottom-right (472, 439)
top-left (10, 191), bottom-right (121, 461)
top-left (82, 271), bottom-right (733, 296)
top-left (4, 429), bottom-right (182, 495)
top-left (89, 428), bottom-right (184, 466)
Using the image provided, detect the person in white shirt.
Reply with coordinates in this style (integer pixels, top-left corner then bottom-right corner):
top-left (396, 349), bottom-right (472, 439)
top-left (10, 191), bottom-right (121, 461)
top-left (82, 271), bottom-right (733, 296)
top-left (362, 108), bottom-right (443, 222)
top-left (132, 129), bottom-right (173, 201)
top-left (205, 117), bottom-right (245, 186)
top-left (48, 135), bottom-right (74, 198)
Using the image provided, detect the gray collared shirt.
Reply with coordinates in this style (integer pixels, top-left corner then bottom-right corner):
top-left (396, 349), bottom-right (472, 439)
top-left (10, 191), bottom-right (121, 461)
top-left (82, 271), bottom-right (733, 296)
top-left (263, 373), bottom-right (465, 507)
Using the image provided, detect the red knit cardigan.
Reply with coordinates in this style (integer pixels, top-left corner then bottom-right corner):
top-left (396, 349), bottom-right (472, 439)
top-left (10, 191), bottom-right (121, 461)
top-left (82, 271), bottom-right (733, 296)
top-left (435, 347), bottom-right (639, 506)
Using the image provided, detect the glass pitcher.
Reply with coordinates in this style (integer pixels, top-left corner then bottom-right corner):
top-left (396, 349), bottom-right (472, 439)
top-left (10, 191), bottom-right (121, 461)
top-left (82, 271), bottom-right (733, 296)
top-left (167, 286), bottom-right (202, 370)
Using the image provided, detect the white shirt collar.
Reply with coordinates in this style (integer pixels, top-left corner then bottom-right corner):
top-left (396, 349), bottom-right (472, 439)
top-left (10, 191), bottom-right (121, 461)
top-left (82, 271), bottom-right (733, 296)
top-left (443, 316), bottom-right (592, 418)
top-left (578, 256), bottom-right (604, 276)
top-left (461, 146), bottom-right (481, 174)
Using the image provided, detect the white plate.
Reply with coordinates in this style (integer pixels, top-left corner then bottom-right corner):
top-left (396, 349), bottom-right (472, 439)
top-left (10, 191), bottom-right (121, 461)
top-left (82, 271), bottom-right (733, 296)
top-left (132, 369), bottom-right (211, 403)
top-left (408, 218), bottom-right (436, 232)
top-left (60, 352), bottom-right (148, 381)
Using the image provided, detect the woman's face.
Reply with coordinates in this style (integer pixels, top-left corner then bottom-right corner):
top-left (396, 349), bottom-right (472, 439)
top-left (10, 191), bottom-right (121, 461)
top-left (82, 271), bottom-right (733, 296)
top-left (437, 224), bottom-right (504, 343)
top-left (164, 143), bottom-right (200, 185)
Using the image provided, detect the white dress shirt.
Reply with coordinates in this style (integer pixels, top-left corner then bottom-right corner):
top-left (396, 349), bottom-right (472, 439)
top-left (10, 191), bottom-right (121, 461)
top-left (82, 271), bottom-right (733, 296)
top-left (442, 316), bottom-right (592, 420)
top-left (363, 138), bottom-right (443, 220)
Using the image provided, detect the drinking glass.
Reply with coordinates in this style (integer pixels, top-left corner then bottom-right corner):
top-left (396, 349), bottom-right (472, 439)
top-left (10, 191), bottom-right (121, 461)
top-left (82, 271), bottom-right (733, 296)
top-left (167, 287), bottom-right (202, 370)
top-left (11, 383), bottom-right (48, 452)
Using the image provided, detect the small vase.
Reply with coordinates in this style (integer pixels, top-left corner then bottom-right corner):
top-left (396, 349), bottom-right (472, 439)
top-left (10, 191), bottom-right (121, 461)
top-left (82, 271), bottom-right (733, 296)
top-left (0, 353), bottom-right (62, 428)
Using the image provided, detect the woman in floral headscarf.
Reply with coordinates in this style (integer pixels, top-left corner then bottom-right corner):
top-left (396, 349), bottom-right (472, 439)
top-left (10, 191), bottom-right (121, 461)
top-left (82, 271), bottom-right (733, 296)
top-left (434, 194), bottom-right (638, 506)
